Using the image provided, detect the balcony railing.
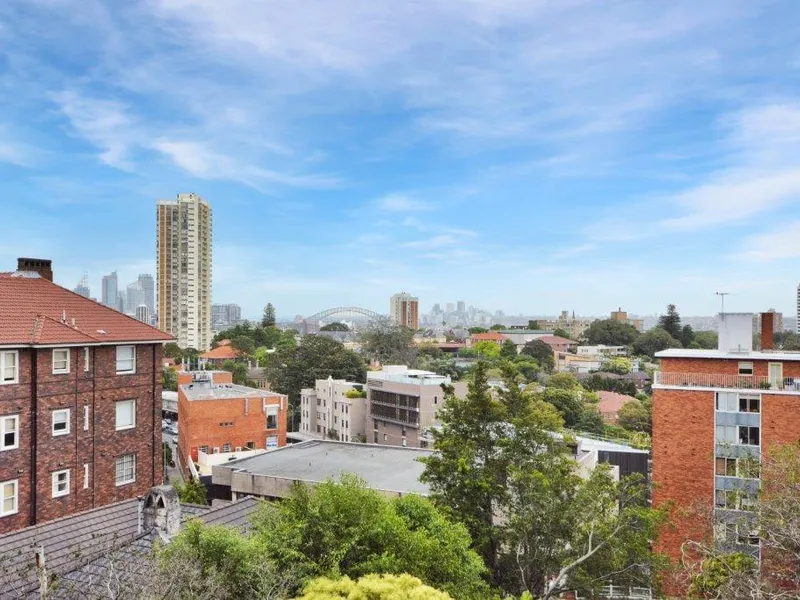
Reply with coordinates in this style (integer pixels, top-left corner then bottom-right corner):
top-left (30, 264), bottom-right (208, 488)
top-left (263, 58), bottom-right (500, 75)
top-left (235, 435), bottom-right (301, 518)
top-left (654, 371), bottom-right (800, 391)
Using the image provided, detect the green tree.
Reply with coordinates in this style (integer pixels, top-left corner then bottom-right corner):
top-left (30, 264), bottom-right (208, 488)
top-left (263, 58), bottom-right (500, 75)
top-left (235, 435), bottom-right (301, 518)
top-left (473, 340), bottom-right (502, 359)
top-left (632, 327), bottom-right (682, 357)
top-left (231, 335), bottom-right (255, 357)
top-left (174, 477), bottom-right (209, 505)
top-left (657, 304), bottom-right (682, 340)
top-left (617, 400), bottom-right (651, 433)
top-left (553, 327), bottom-right (573, 340)
top-left (320, 322), bottom-right (349, 332)
top-left (583, 373), bottom-right (637, 396)
top-left (539, 388), bottom-right (583, 427)
top-left (262, 302), bottom-right (277, 327)
top-left (221, 359), bottom-right (250, 385)
top-left (528, 320), bottom-right (540, 330)
top-left (693, 330), bottom-right (718, 349)
top-left (467, 327), bottom-right (488, 334)
top-left (162, 367), bottom-right (178, 392)
top-left (417, 354), bottom-right (461, 380)
top-left (603, 357), bottom-right (632, 375)
top-left (295, 574), bottom-right (452, 600)
top-left (490, 323), bottom-right (506, 331)
top-left (513, 357), bottom-right (541, 383)
top-left (358, 319), bottom-right (417, 366)
top-left (520, 339), bottom-right (555, 372)
top-left (164, 342), bottom-right (183, 360)
top-left (500, 339), bottom-right (518, 360)
top-left (679, 323), bottom-right (695, 347)
top-left (576, 405), bottom-right (605, 434)
top-left (545, 372), bottom-right (580, 390)
top-left (252, 475), bottom-right (488, 599)
top-left (584, 319), bottom-right (640, 346)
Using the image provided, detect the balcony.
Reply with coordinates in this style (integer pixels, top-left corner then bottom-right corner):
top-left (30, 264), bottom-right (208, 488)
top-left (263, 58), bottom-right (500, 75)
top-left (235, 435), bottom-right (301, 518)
top-left (654, 371), bottom-right (800, 392)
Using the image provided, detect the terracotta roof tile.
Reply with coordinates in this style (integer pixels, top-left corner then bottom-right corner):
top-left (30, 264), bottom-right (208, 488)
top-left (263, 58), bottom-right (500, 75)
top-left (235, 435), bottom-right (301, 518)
top-left (199, 344), bottom-right (240, 360)
top-left (471, 332), bottom-right (507, 342)
top-left (0, 273), bottom-right (173, 345)
top-left (597, 391), bottom-right (638, 415)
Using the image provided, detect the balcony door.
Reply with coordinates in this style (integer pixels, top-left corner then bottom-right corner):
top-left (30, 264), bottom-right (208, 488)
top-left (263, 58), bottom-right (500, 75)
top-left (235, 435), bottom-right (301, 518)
top-left (769, 362), bottom-right (783, 389)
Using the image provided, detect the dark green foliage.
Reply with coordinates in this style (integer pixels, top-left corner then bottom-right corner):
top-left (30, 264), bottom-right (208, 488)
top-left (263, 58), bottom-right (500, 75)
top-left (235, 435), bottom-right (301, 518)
top-left (540, 388), bottom-right (583, 427)
top-left (520, 339), bottom-right (555, 372)
top-left (468, 327), bottom-right (488, 334)
top-left (583, 373), bottom-right (638, 396)
top-left (163, 342), bottom-right (183, 360)
top-left (262, 302), bottom-right (277, 327)
top-left (632, 327), bottom-right (682, 357)
top-left (358, 319), bottom-right (417, 366)
top-left (657, 304), bottom-right (682, 340)
top-left (617, 400), bottom-right (652, 433)
top-left (320, 322), bottom-right (349, 332)
top-left (584, 319), bottom-right (640, 346)
top-left (221, 360), bottom-right (250, 385)
top-left (553, 327), bottom-right (573, 340)
top-left (688, 553), bottom-right (758, 598)
top-left (490, 324), bottom-right (506, 331)
top-left (693, 330), bottom-right (718, 349)
top-left (576, 406), bottom-right (605, 434)
top-left (230, 335), bottom-right (255, 357)
top-left (174, 477), bottom-right (208, 505)
top-left (500, 339), bottom-right (518, 360)
top-left (162, 367), bottom-right (178, 391)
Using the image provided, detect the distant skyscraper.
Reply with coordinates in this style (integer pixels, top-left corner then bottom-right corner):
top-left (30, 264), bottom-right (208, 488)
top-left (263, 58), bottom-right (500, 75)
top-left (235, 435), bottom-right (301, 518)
top-left (102, 271), bottom-right (118, 309)
top-left (446, 303), bottom-right (455, 313)
top-left (457, 300), bottom-right (466, 313)
top-left (390, 292), bottom-right (419, 330)
top-left (212, 303), bottom-right (242, 330)
top-left (157, 193), bottom-right (213, 350)
top-left (796, 284), bottom-right (800, 334)
top-left (116, 291), bottom-right (126, 314)
top-left (126, 280), bottom-right (145, 315)
top-left (73, 272), bottom-right (90, 298)
top-left (138, 274), bottom-right (155, 314)
top-left (135, 304), bottom-right (152, 324)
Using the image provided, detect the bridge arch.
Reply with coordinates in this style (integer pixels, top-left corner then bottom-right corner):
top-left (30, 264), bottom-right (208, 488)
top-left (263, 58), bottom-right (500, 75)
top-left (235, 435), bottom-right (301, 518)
top-left (304, 306), bottom-right (382, 322)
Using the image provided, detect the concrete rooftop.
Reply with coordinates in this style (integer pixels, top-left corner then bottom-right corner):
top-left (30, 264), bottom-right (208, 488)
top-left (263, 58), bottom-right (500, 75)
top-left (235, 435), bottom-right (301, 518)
top-left (180, 382), bottom-right (283, 401)
top-left (221, 440), bottom-right (433, 495)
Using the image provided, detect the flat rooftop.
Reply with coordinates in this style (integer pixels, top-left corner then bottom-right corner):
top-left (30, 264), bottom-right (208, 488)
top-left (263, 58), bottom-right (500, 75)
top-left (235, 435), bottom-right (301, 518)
top-left (220, 440), bottom-right (433, 495)
top-left (180, 382), bottom-right (284, 401)
top-left (656, 348), bottom-right (800, 361)
top-left (367, 368), bottom-right (449, 386)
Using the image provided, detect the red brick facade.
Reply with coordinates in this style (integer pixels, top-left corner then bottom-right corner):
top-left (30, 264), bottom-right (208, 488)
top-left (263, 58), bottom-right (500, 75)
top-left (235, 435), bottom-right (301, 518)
top-left (0, 344), bottom-right (164, 534)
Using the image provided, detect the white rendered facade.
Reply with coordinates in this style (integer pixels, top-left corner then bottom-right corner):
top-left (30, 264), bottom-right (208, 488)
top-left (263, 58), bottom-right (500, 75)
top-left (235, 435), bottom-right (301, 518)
top-left (157, 193), bottom-right (213, 350)
top-left (389, 292), bottom-right (419, 329)
top-left (300, 377), bottom-right (367, 442)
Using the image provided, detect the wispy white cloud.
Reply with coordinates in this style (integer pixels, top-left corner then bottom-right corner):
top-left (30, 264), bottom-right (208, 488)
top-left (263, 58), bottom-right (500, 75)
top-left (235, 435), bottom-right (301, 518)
top-left (734, 221), bottom-right (800, 262)
top-left (375, 194), bottom-right (433, 213)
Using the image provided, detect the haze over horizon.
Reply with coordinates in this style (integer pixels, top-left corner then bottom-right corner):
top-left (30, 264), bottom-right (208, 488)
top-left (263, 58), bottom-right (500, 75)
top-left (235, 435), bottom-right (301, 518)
top-left (2, 1), bottom-right (800, 317)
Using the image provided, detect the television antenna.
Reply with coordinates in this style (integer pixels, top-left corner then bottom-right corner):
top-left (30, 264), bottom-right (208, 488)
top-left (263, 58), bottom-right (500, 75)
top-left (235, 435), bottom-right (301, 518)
top-left (715, 292), bottom-right (729, 315)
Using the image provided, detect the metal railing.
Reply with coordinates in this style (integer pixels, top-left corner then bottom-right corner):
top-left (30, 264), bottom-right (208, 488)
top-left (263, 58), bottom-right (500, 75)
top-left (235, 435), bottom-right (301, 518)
top-left (654, 371), bottom-right (800, 391)
top-left (593, 586), bottom-right (653, 599)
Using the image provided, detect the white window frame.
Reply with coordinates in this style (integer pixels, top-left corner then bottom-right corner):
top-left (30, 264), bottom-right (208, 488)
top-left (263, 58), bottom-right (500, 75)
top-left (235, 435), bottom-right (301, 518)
top-left (52, 348), bottom-right (70, 375)
top-left (52, 409), bottom-right (70, 436)
top-left (0, 415), bottom-right (19, 451)
top-left (738, 361), bottom-right (754, 376)
top-left (83, 347), bottom-right (90, 372)
top-left (715, 392), bottom-right (738, 413)
top-left (52, 469), bottom-right (70, 498)
top-left (266, 404), bottom-right (279, 430)
top-left (115, 399), bottom-right (136, 431)
top-left (115, 454), bottom-right (136, 486)
top-left (115, 345), bottom-right (136, 374)
top-left (0, 351), bottom-right (19, 385)
top-left (0, 480), bottom-right (18, 517)
top-left (222, 443), bottom-right (231, 452)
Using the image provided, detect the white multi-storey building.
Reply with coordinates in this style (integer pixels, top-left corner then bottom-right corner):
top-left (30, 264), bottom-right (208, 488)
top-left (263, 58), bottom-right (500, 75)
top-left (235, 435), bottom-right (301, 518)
top-left (157, 193), bottom-right (213, 350)
top-left (300, 377), bottom-right (367, 442)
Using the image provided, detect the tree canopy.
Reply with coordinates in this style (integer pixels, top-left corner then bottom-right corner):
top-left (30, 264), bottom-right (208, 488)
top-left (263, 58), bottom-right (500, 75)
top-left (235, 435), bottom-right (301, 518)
top-left (295, 574), bottom-right (452, 599)
top-left (358, 319), bottom-right (417, 366)
top-left (631, 327), bottom-right (682, 357)
top-left (657, 304), bottom-right (682, 340)
top-left (262, 302), bottom-right (277, 327)
top-left (320, 322), bottom-right (349, 332)
top-left (520, 339), bottom-right (555, 372)
top-left (584, 319), bottom-right (640, 346)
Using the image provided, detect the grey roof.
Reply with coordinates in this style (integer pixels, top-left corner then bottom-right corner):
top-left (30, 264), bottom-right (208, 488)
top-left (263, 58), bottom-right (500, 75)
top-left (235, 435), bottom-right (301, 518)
top-left (0, 494), bottom-right (262, 598)
top-left (180, 381), bottom-right (283, 401)
top-left (219, 440), bottom-right (433, 496)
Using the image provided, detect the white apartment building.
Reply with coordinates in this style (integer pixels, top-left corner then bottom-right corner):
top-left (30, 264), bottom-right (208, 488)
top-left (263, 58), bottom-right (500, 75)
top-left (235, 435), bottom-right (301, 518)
top-left (300, 377), bottom-right (367, 442)
top-left (390, 292), bottom-right (419, 329)
top-left (157, 193), bottom-right (213, 350)
top-left (576, 345), bottom-right (627, 357)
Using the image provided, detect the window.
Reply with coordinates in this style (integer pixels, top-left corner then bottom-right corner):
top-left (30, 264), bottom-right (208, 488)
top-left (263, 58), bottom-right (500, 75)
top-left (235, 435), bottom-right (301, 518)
top-left (199, 445), bottom-right (209, 454)
top-left (716, 457), bottom-right (737, 476)
top-left (714, 522), bottom-right (736, 543)
top-left (212, 447), bottom-right (220, 454)
top-left (0, 415), bottom-right (18, 451)
top-left (383, 433), bottom-right (387, 442)
top-left (716, 392), bottom-right (738, 412)
top-left (739, 426), bottom-right (760, 446)
top-left (115, 400), bottom-right (135, 430)
top-left (52, 469), bottom-right (70, 497)
top-left (739, 396), bottom-right (760, 414)
top-left (737, 527), bottom-right (760, 547)
top-left (235, 446), bottom-right (242, 452)
top-left (1, 480), bottom-right (18, 517)
top-left (373, 431), bottom-right (379, 443)
top-left (266, 405), bottom-right (279, 430)
top-left (115, 346), bottom-right (136, 374)
top-left (245, 441), bottom-right (255, 450)
top-left (115, 454), bottom-right (136, 486)
top-left (0, 351), bottom-right (18, 384)
top-left (52, 409), bottom-right (70, 436)
top-left (52, 349), bottom-right (70, 374)
top-left (738, 361), bottom-right (754, 376)
top-left (83, 347), bottom-right (90, 372)
top-left (83, 464), bottom-right (89, 489)
top-left (222, 443), bottom-right (231, 452)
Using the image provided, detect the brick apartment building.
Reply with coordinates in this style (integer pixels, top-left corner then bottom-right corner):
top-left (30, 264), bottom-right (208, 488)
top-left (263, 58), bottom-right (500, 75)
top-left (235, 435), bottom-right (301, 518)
top-left (0, 258), bottom-right (173, 534)
top-left (177, 370), bottom-right (287, 469)
top-left (300, 377), bottom-right (367, 442)
top-left (652, 312), bottom-right (798, 568)
top-left (366, 365), bottom-right (465, 448)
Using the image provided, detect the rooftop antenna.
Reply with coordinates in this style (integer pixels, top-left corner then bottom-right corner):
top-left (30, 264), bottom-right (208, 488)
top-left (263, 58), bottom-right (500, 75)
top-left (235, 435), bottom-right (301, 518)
top-left (715, 292), bottom-right (729, 315)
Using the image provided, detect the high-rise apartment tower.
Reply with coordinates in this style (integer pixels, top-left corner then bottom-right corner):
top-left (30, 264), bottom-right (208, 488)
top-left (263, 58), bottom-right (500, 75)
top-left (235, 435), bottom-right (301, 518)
top-left (390, 292), bottom-right (419, 330)
top-left (101, 271), bottom-right (118, 309)
top-left (157, 193), bottom-right (213, 350)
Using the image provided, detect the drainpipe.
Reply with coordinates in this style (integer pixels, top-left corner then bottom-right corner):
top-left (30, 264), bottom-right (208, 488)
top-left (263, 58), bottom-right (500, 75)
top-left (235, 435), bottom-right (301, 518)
top-left (30, 349), bottom-right (38, 526)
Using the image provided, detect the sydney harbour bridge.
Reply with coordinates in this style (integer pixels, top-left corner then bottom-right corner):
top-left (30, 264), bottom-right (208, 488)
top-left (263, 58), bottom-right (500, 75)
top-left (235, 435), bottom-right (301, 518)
top-left (299, 306), bottom-right (384, 334)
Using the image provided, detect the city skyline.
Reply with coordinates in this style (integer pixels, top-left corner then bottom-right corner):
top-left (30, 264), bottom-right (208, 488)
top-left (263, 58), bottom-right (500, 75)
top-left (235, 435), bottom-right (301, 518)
top-left (2, 2), bottom-right (800, 316)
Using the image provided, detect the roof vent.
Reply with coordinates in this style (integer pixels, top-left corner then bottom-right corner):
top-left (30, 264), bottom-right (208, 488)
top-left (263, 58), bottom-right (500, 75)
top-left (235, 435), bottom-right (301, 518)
top-left (96, 329), bottom-right (107, 335)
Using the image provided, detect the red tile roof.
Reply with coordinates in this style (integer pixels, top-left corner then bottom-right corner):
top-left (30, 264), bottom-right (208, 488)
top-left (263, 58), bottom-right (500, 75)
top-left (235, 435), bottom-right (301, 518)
top-left (596, 391), bottom-right (638, 415)
top-left (199, 345), bottom-right (240, 360)
top-left (537, 335), bottom-right (577, 346)
top-left (0, 273), bottom-right (174, 346)
top-left (471, 332), bottom-right (507, 342)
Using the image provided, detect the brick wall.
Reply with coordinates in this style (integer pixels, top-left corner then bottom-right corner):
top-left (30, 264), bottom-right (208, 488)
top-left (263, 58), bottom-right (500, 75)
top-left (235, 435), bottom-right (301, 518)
top-left (0, 343), bottom-right (163, 534)
top-left (661, 357), bottom-right (800, 378)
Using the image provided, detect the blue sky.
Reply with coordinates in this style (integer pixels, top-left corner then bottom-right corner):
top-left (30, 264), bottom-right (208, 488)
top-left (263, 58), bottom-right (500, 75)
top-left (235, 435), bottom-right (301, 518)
top-left (2, 0), bottom-right (800, 319)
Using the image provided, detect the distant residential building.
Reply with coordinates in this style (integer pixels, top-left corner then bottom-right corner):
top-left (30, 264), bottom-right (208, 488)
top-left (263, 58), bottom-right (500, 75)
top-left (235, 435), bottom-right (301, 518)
top-left (577, 345), bottom-right (627, 357)
top-left (212, 303), bottom-right (242, 330)
top-left (457, 300), bottom-right (466, 313)
top-left (610, 307), bottom-right (644, 332)
top-left (300, 377), bottom-right (367, 442)
top-left (73, 272), bottom-right (90, 298)
top-left (753, 309), bottom-right (783, 334)
top-left (537, 334), bottom-right (578, 354)
top-left (467, 331), bottom-right (507, 347)
top-left (497, 329), bottom-right (552, 348)
top-left (596, 391), bottom-right (637, 423)
top-left (557, 353), bottom-right (603, 374)
top-left (198, 340), bottom-right (239, 367)
top-left (101, 271), bottom-right (118, 309)
top-left (535, 310), bottom-right (595, 339)
top-left (177, 370), bottom-right (287, 474)
top-left (390, 292), bottom-right (419, 330)
top-left (366, 365), bottom-right (462, 448)
top-left (135, 304), bottom-right (151, 324)
top-left (157, 193), bottom-right (213, 350)
top-left (446, 303), bottom-right (455, 313)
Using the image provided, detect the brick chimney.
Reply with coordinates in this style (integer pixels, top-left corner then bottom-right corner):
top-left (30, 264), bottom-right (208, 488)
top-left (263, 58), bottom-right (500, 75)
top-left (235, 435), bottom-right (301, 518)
top-left (141, 485), bottom-right (181, 539)
top-left (761, 312), bottom-right (774, 351)
top-left (17, 258), bottom-right (53, 281)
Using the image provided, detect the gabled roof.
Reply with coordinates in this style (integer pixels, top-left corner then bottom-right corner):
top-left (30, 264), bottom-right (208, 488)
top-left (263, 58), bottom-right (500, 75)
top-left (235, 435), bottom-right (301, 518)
top-left (199, 344), bottom-right (240, 360)
top-left (537, 335), bottom-right (577, 346)
top-left (0, 273), bottom-right (173, 346)
top-left (471, 332), bottom-right (507, 342)
top-left (597, 391), bottom-right (638, 414)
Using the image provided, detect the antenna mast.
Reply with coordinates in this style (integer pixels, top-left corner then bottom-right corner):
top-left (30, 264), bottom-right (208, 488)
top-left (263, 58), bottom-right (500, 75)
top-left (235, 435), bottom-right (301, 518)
top-left (715, 292), bottom-right (729, 315)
